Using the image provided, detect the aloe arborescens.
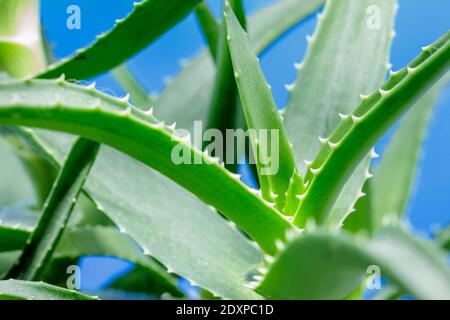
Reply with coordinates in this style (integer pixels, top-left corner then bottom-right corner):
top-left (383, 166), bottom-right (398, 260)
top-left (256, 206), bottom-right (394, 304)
top-left (0, 0), bottom-right (449, 300)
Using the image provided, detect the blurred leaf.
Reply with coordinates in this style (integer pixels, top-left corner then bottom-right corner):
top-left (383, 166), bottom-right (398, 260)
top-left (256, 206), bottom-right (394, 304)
top-left (0, 279), bottom-right (96, 300)
top-left (371, 77), bottom-right (450, 228)
top-left (256, 226), bottom-right (450, 300)
top-left (284, 0), bottom-right (396, 224)
top-left (11, 128), bottom-right (264, 299)
top-left (155, 0), bottom-right (324, 132)
top-left (112, 65), bottom-right (155, 109)
top-left (7, 139), bottom-right (99, 281)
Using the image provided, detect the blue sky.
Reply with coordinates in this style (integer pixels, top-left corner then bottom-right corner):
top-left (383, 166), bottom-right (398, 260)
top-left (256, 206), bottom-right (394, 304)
top-left (40, 0), bottom-right (450, 291)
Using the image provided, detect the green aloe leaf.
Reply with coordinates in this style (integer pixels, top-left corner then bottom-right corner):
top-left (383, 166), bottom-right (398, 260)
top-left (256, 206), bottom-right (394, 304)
top-left (0, 78), bottom-right (292, 254)
top-left (255, 226), bottom-right (450, 300)
top-left (0, 203), bottom-right (35, 251)
top-left (203, 1), bottom-right (246, 174)
top-left (37, 0), bottom-right (201, 80)
top-left (284, 0), bottom-right (396, 222)
top-left (225, 4), bottom-right (296, 205)
top-left (0, 95), bottom-right (266, 299)
top-left (435, 225), bottom-right (450, 251)
top-left (371, 78), bottom-right (449, 228)
top-left (345, 77), bottom-right (449, 235)
top-left (7, 138), bottom-right (99, 281)
top-left (0, 279), bottom-right (96, 300)
top-left (0, 135), bottom-right (35, 206)
top-left (195, 1), bottom-right (220, 57)
top-left (1, 127), bottom-right (57, 206)
top-left (31, 134), bottom-right (264, 299)
top-left (367, 226), bottom-right (450, 300)
top-left (50, 226), bottom-right (184, 298)
top-left (0, 226), bottom-right (29, 252)
top-left (155, 0), bottom-right (324, 132)
top-left (372, 284), bottom-right (402, 300)
top-left (0, 223), bottom-right (182, 298)
top-left (112, 65), bottom-right (155, 109)
top-left (373, 223), bottom-right (450, 300)
top-left (248, 0), bottom-right (324, 53)
top-left (293, 30), bottom-right (450, 227)
top-left (0, 0), bottom-right (46, 77)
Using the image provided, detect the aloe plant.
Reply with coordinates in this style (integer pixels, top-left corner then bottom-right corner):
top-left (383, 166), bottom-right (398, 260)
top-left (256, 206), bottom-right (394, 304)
top-left (0, 0), bottom-right (448, 300)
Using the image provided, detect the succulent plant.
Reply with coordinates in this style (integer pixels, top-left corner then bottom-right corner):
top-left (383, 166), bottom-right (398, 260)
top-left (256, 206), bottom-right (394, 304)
top-left (0, 0), bottom-right (448, 300)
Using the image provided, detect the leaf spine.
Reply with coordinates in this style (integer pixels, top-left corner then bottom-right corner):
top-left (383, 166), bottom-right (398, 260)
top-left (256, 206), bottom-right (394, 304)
top-left (284, 83), bottom-right (295, 92)
top-left (351, 114), bottom-right (362, 123)
top-left (294, 62), bottom-right (303, 70)
top-left (338, 112), bottom-right (349, 121)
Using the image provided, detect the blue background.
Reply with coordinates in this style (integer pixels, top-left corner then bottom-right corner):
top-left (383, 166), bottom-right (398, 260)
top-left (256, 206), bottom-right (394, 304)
top-left (40, 0), bottom-right (449, 293)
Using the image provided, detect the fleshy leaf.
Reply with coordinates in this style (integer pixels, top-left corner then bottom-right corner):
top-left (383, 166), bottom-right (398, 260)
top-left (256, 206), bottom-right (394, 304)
top-left (7, 138), bottom-right (99, 281)
top-left (195, 1), bottom-right (220, 57)
top-left (293, 30), bottom-right (450, 227)
top-left (37, 0), bottom-right (202, 80)
top-left (0, 78), bottom-right (293, 254)
top-left (0, 135), bottom-right (35, 206)
top-left (3, 120), bottom-right (266, 298)
top-left (435, 224), bottom-right (450, 252)
top-left (284, 0), bottom-right (397, 220)
top-left (0, 225), bottom-right (182, 298)
top-left (0, 0), bottom-right (46, 77)
top-left (256, 226), bottom-right (450, 300)
top-left (371, 77), bottom-right (450, 228)
top-left (112, 65), bottom-right (155, 109)
top-left (155, 0), bottom-right (324, 132)
top-left (225, 4), bottom-right (296, 205)
top-left (0, 279), bottom-right (96, 300)
top-left (203, 0), bottom-right (247, 174)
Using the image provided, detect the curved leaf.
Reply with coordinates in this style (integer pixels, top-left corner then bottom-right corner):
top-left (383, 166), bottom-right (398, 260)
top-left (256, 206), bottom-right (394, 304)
top-left (0, 225), bottom-right (183, 298)
top-left (435, 225), bottom-right (450, 251)
top-left (52, 226), bottom-right (183, 298)
top-left (16, 129), bottom-right (263, 299)
top-left (203, 0), bottom-right (246, 174)
top-left (7, 138), bottom-right (99, 281)
top-left (294, 30), bottom-right (450, 227)
top-left (0, 203), bottom-right (35, 251)
top-left (255, 226), bottom-right (450, 300)
top-left (371, 78), bottom-right (449, 227)
top-left (0, 0), bottom-right (46, 77)
top-left (284, 0), bottom-right (397, 221)
top-left (0, 135), bottom-right (35, 206)
top-left (112, 65), bottom-right (155, 109)
top-left (248, 0), bottom-right (324, 53)
top-left (155, 0), bottom-right (324, 132)
top-left (37, 0), bottom-right (202, 80)
top-left (0, 279), bottom-right (96, 300)
top-left (195, 2), bottom-right (220, 56)
top-left (0, 78), bottom-right (293, 254)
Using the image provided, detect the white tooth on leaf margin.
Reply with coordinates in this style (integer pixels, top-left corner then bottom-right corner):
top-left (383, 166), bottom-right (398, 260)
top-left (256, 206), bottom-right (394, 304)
top-left (284, 83), bottom-right (295, 92)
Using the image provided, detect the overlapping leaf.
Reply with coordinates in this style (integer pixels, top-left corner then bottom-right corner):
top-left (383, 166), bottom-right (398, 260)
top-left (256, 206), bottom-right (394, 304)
top-left (0, 279), bottom-right (96, 300)
top-left (255, 226), bottom-right (450, 300)
top-left (284, 0), bottom-right (397, 223)
top-left (155, 0), bottom-right (324, 131)
top-left (37, 0), bottom-right (202, 80)
top-left (293, 30), bottom-right (450, 227)
top-left (7, 138), bottom-right (99, 280)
